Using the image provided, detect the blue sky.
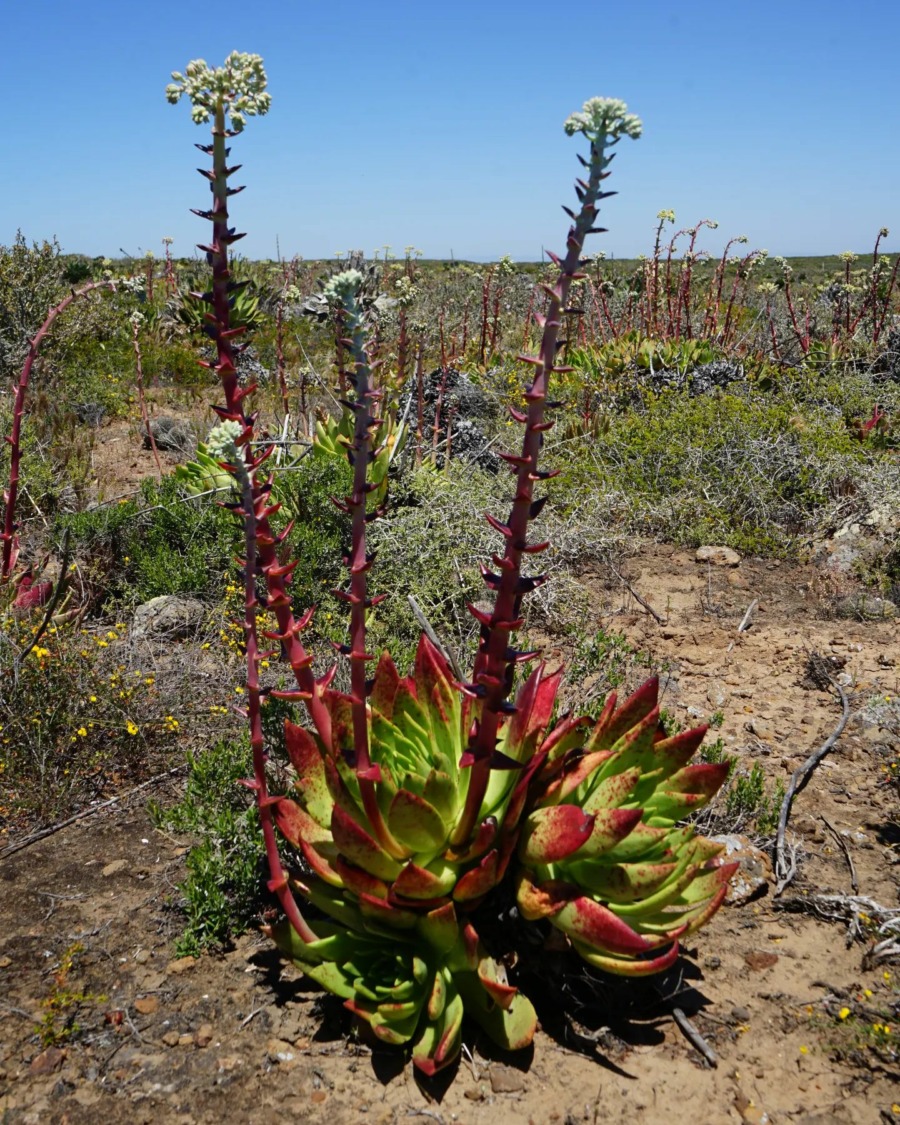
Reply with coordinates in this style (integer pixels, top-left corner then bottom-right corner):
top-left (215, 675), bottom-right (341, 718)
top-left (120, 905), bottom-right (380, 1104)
top-left (1, 0), bottom-right (897, 262)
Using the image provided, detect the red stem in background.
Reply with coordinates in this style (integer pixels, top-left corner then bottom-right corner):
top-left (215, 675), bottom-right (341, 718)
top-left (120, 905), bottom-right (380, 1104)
top-left (478, 270), bottom-right (492, 366)
top-left (275, 301), bottom-right (290, 416)
top-left (873, 253), bottom-right (900, 344)
top-left (2, 280), bottom-right (117, 580)
top-left (415, 343), bottom-right (425, 468)
top-left (132, 318), bottom-right (163, 479)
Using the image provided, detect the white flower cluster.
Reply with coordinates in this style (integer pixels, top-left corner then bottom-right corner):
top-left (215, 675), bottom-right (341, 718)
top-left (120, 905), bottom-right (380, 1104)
top-left (564, 97), bottom-right (643, 143)
top-left (322, 269), bottom-right (364, 305)
top-left (166, 52), bottom-right (271, 132)
top-left (205, 419), bottom-right (244, 459)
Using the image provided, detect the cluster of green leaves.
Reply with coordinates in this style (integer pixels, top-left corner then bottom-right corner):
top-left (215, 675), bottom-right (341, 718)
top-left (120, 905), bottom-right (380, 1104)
top-left (699, 742), bottom-right (785, 835)
top-left (149, 738), bottom-right (265, 956)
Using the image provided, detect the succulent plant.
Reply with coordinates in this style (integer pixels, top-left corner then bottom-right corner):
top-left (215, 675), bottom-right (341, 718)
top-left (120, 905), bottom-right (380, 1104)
top-left (173, 441), bottom-right (237, 496)
top-left (170, 65), bottom-right (736, 1075)
top-left (264, 637), bottom-right (585, 1070)
top-left (311, 406), bottom-right (406, 509)
top-left (515, 676), bottom-right (737, 976)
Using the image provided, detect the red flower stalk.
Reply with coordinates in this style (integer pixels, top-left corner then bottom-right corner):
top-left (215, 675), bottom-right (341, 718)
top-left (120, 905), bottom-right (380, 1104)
top-left (2, 280), bottom-right (118, 580)
top-left (453, 98), bottom-right (642, 846)
top-left (168, 54), bottom-right (332, 750)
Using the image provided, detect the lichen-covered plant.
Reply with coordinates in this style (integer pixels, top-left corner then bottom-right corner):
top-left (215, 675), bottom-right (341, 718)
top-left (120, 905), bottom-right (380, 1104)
top-left (171, 68), bottom-right (735, 1074)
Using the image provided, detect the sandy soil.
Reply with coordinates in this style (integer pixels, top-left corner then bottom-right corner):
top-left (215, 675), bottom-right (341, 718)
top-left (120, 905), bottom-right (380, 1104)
top-left (1, 548), bottom-right (898, 1124)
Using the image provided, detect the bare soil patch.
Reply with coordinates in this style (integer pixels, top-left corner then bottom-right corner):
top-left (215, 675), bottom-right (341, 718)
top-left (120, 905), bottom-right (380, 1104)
top-left (1, 547), bottom-right (898, 1124)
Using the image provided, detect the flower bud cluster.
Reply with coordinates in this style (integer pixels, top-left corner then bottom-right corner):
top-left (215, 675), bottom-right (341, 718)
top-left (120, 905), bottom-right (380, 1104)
top-left (166, 52), bottom-right (271, 132)
top-left (322, 269), bottom-right (364, 305)
top-left (206, 419), bottom-right (244, 460)
top-left (564, 97), bottom-right (643, 144)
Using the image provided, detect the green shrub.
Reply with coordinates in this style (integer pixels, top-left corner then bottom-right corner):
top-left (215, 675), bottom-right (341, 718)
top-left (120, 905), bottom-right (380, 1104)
top-left (149, 738), bottom-right (265, 956)
top-left (552, 387), bottom-right (866, 554)
top-left (60, 475), bottom-right (241, 610)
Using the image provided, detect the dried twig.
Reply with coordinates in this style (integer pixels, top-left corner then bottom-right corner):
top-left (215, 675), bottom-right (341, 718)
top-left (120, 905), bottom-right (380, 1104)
top-left (736, 598), bottom-right (758, 633)
top-left (0, 764), bottom-right (186, 860)
top-left (774, 654), bottom-right (849, 895)
top-left (775, 893), bottom-right (900, 963)
top-left (821, 815), bottom-right (859, 894)
top-left (610, 564), bottom-right (664, 624)
top-left (407, 594), bottom-right (464, 682)
top-left (671, 1006), bottom-right (718, 1068)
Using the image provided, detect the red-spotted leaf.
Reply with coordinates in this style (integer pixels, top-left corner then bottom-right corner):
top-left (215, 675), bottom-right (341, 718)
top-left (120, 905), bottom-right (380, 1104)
top-left (589, 677), bottom-right (659, 751)
top-left (284, 721), bottom-right (331, 823)
top-left (369, 650), bottom-right (401, 719)
top-left (416, 901), bottom-right (460, 955)
top-left (387, 789), bottom-right (447, 852)
top-left (518, 805), bottom-right (596, 865)
top-left (553, 895), bottom-right (658, 956)
top-left (333, 855), bottom-right (389, 900)
top-left (514, 869), bottom-right (576, 920)
top-left (453, 850), bottom-right (500, 902)
top-left (391, 861), bottom-right (455, 901)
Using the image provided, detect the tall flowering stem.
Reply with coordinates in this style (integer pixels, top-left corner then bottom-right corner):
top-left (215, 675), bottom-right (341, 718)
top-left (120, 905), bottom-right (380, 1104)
top-left (167, 55), bottom-right (332, 749)
top-left (323, 272), bottom-right (402, 856)
top-left (453, 99), bottom-right (641, 846)
top-left (2, 280), bottom-right (118, 580)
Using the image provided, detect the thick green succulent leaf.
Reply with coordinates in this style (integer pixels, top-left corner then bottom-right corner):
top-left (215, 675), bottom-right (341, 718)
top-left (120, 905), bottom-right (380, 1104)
top-left (359, 892), bottom-right (420, 930)
top-left (453, 849), bottom-right (500, 902)
top-left (591, 706), bottom-right (661, 785)
top-left (566, 858), bottom-right (680, 903)
top-left (514, 868), bottom-right (576, 920)
top-left (600, 820), bottom-right (672, 862)
top-left (660, 761), bottom-right (731, 797)
top-left (273, 798), bottom-right (342, 886)
top-left (552, 895), bottom-right (666, 956)
top-left (369, 650), bottom-right (401, 719)
top-left (427, 966), bottom-right (448, 1021)
top-left (386, 788), bottom-right (448, 852)
top-left (392, 859), bottom-right (457, 901)
top-left (421, 768), bottom-right (459, 823)
top-left (416, 901), bottom-right (460, 955)
top-left (456, 970), bottom-right (538, 1051)
top-left (602, 850), bottom-right (697, 917)
top-left (570, 938), bottom-right (680, 977)
top-left (576, 806), bottom-right (645, 859)
top-left (411, 987), bottom-right (465, 1075)
top-left (330, 805), bottom-right (403, 881)
top-left (582, 766), bottom-right (641, 813)
top-left (506, 663), bottom-right (562, 760)
top-left (333, 856), bottom-right (389, 900)
top-left (519, 805), bottom-right (596, 865)
top-left (291, 876), bottom-right (370, 932)
top-left (350, 998), bottom-right (422, 1046)
top-left (588, 676), bottom-right (660, 751)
